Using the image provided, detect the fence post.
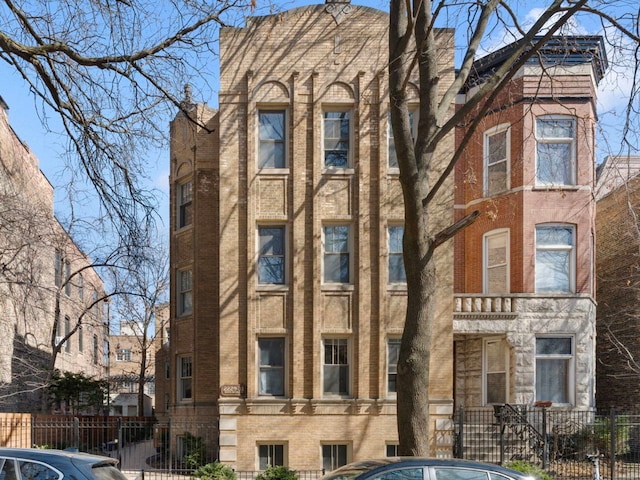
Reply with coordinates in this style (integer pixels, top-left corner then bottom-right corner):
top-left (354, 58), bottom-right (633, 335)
top-left (117, 417), bottom-right (123, 466)
top-left (610, 407), bottom-right (616, 480)
top-left (73, 417), bottom-right (79, 450)
top-left (498, 405), bottom-right (505, 466)
top-left (455, 407), bottom-right (464, 458)
top-left (542, 407), bottom-right (548, 470)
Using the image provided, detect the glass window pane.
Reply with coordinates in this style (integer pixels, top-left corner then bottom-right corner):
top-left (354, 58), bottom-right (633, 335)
top-left (535, 250), bottom-right (570, 292)
top-left (537, 143), bottom-right (572, 184)
top-left (434, 468), bottom-right (488, 480)
top-left (370, 468), bottom-right (424, 480)
top-left (259, 111), bottom-right (285, 168)
top-left (536, 337), bottom-right (572, 355)
top-left (536, 358), bottom-right (569, 403)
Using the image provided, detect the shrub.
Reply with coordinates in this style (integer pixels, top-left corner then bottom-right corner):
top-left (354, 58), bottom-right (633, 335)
top-left (256, 466), bottom-right (298, 480)
top-left (505, 461), bottom-right (553, 480)
top-left (192, 462), bottom-right (237, 480)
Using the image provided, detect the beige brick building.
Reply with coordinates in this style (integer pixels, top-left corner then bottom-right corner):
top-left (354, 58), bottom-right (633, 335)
top-left (165, 3), bottom-right (607, 472)
top-left (0, 95), bottom-right (108, 413)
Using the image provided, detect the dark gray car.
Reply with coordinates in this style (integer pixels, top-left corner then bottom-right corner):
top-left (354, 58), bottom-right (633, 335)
top-left (0, 448), bottom-right (129, 480)
top-left (321, 458), bottom-right (537, 480)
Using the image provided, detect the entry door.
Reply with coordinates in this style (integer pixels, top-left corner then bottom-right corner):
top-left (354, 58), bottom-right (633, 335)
top-left (484, 338), bottom-right (508, 405)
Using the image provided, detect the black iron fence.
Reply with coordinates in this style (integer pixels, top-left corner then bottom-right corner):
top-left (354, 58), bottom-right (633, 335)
top-left (454, 405), bottom-right (640, 479)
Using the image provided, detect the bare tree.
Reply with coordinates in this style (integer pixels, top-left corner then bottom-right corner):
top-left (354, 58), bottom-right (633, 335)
top-left (107, 240), bottom-right (169, 416)
top-left (0, 0), bottom-right (256, 244)
top-left (388, 0), bottom-right (640, 454)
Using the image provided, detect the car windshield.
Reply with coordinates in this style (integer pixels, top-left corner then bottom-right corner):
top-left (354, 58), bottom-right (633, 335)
top-left (89, 464), bottom-right (128, 480)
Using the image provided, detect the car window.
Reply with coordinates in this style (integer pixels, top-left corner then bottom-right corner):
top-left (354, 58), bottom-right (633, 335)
top-left (0, 458), bottom-right (18, 480)
top-left (18, 461), bottom-right (60, 480)
top-left (90, 465), bottom-right (128, 480)
top-left (370, 468), bottom-right (424, 480)
top-left (489, 474), bottom-right (512, 480)
top-left (433, 468), bottom-right (488, 480)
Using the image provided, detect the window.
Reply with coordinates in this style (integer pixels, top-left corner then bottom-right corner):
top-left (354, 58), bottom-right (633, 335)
top-left (388, 226), bottom-right (406, 284)
top-left (64, 316), bottom-right (71, 353)
top-left (116, 349), bottom-right (132, 362)
top-left (323, 339), bottom-right (349, 396)
top-left (164, 393), bottom-right (170, 411)
top-left (484, 124), bottom-right (509, 196)
top-left (433, 468), bottom-right (494, 480)
top-left (64, 261), bottom-right (71, 296)
top-left (388, 110), bottom-right (416, 169)
top-left (371, 468), bottom-right (423, 480)
top-left (54, 249), bottom-right (62, 287)
top-left (385, 444), bottom-right (399, 457)
top-left (258, 338), bottom-right (285, 396)
top-left (323, 225), bottom-right (350, 284)
top-left (322, 444), bottom-right (348, 471)
top-left (484, 338), bottom-right (508, 405)
top-left (177, 180), bottom-right (193, 228)
top-left (387, 338), bottom-right (400, 395)
top-left (165, 359), bottom-right (170, 380)
top-left (258, 444), bottom-right (284, 469)
top-left (17, 460), bottom-right (60, 480)
top-left (178, 356), bottom-right (193, 401)
top-left (178, 269), bottom-right (193, 315)
top-left (78, 273), bottom-right (84, 300)
top-left (258, 226), bottom-right (285, 284)
top-left (536, 116), bottom-right (576, 186)
top-left (93, 334), bottom-right (98, 365)
top-left (484, 230), bottom-right (509, 294)
top-left (324, 110), bottom-right (350, 168)
top-left (259, 110), bottom-right (286, 168)
top-left (78, 327), bottom-right (83, 353)
top-left (536, 337), bottom-right (574, 404)
top-left (535, 225), bottom-right (574, 293)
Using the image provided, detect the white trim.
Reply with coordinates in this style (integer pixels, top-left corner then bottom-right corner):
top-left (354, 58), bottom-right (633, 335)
top-left (483, 123), bottom-right (511, 196)
top-left (535, 223), bottom-right (576, 293)
top-left (483, 229), bottom-right (510, 294)
top-left (482, 337), bottom-right (509, 406)
top-left (534, 335), bottom-right (575, 406)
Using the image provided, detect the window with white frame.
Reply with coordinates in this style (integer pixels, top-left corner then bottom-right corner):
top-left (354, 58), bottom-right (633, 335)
top-left (535, 225), bottom-right (574, 293)
top-left (388, 109), bottom-right (416, 169)
top-left (258, 444), bottom-right (285, 469)
top-left (323, 110), bottom-right (350, 168)
top-left (177, 180), bottom-right (193, 229)
top-left (387, 338), bottom-right (401, 395)
top-left (323, 225), bottom-right (350, 284)
top-left (484, 230), bottom-right (509, 294)
top-left (116, 349), bottom-right (132, 362)
top-left (258, 110), bottom-right (286, 169)
top-left (484, 338), bottom-right (508, 405)
top-left (178, 269), bottom-right (193, 315)
top-left (178, 356), bottom-right (193, 401)
top-left (323, 338), bottom-right (349, 396)
top-left (258, 226), bottom-right (285, 285)
top-left (535, 336), bottom-right (574, 404)
top-left (258, 337), bottom-right (285, 396)
top-left (388, 225), bottom-right (406, 284)
top-left (386, 444), bottom-right (399, 457)
top-left (322, 444), bottom-right (348, 471)
top-left (484, 124), bottom-right (510, 196)
top-left (536, 116), bottom-right (576, 186)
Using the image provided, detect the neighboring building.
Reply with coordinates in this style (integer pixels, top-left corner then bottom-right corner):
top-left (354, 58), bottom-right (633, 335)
top-left (453, 36), bottom-right (606, 411)
top-left (108, 303), bottom-right (169, 416)
top-left (166, 1), bottom-right (607, 472)
top-left (0, 95), bottom-right (108, 413)
top-left (595, 156), bottom-right (640, 410)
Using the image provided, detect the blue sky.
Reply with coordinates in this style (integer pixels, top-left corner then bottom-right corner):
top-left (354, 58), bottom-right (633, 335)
top-left (0, 0), bottom-right (633, 226)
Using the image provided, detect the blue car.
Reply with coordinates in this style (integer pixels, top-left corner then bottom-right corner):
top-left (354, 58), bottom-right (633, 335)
top-left (321, 458), bottom-right (537, 480)
top-left (0, 448), bottom-right (128, 480)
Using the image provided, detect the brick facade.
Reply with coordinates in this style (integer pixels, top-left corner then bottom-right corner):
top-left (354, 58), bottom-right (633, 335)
top-left (0, 97), bottom-right (107, 413)
top-left (167, 5), bottom-right (606, 471)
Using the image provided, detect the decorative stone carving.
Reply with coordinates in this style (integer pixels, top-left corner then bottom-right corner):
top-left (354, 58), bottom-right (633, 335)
top-left (325, 0), bottom-right (351, 25)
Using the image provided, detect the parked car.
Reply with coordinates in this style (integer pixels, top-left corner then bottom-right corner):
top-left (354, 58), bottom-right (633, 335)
top-left (321, 458), bottom-right (537, 480)
top-left (0, 448), bottom-right (128, 480)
